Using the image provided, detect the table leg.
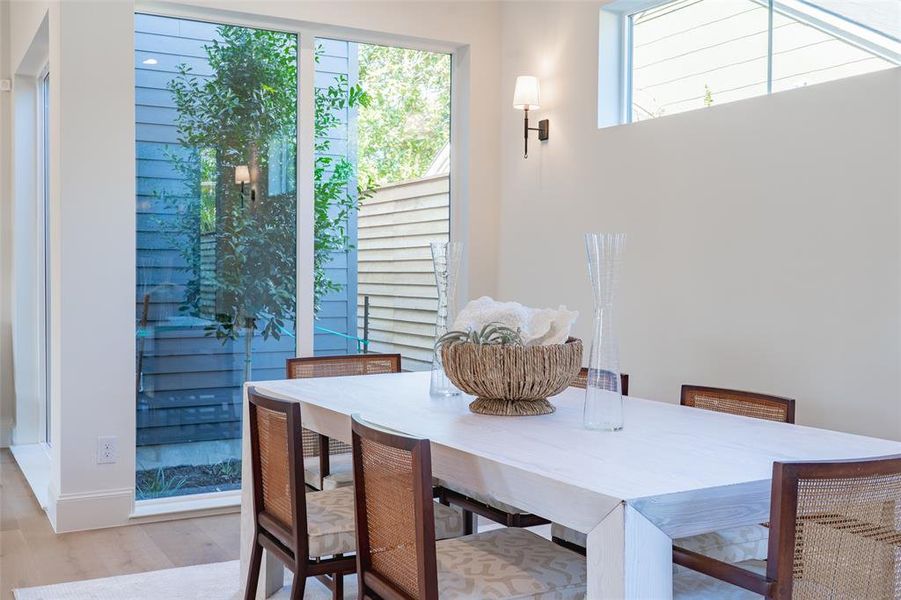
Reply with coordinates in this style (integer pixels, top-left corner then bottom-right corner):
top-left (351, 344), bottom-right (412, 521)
top-left (586, 503), bottom-right (672, 599)
top-left (240, 386), bottom-right (286, 599)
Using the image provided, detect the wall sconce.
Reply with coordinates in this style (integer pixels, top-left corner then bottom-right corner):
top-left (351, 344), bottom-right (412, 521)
top-left (235, 165), bottom-right (254, 205)
top-left (513, 75), bottom-right (548, 159)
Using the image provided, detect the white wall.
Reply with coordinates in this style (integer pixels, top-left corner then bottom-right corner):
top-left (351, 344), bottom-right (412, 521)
top-left (0, 0), bottom-right (13, 448)
top-left (3, 0), bottom-right (501, 532)
top-left (497, 2), bottom-right (901, 441)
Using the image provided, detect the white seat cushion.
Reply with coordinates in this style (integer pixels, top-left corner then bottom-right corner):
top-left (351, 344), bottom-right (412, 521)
top-left (303, 453), bottom-right (354, 490)
top-left (436, 528), bottom-right (587, 599)
top-left (673, 559), bottom-right (766, 599)
top-left (307, 456), bottom-right (440, 491)
top-left (437, 479), bottom-right (531, 516)
top-left (306, 487), bottom-right (466, 558)
top-left (550, 523), bottom-right (769, 564)
top-left (676, 525), bottom-right (769, 564)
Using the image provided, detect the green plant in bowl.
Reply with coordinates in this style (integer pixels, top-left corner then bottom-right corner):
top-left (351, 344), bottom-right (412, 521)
top-left (436, 322), bottom-right (524, 348)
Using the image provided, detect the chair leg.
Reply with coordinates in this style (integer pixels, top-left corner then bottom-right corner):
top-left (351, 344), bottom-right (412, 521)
top-left (290, 572), bottom-right (306, 600)
top-left (333, 571), bottom-right (344, 599)
top-left (463, 509), bottom-right (475, 535)
top-left (244, 540), bottom-right (263, 600)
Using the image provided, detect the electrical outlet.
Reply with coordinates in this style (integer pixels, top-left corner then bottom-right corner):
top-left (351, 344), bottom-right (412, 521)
top-left (97, 436), bottom-right (118, 464)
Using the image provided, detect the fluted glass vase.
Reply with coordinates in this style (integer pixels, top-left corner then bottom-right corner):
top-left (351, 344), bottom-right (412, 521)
top-left (430, 241), bottom-right (463, 397)
top-left (583, 233), bottom-right (626, 431)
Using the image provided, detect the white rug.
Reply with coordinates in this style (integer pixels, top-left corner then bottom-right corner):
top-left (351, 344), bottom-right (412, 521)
top-left (14, 560), bottom-right (358, 600)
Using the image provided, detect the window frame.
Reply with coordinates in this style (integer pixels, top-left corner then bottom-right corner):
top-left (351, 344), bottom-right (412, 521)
top-left (602, 0), bottom-right (901, 127)
top-left (37, 62), bottom-right (51, 448)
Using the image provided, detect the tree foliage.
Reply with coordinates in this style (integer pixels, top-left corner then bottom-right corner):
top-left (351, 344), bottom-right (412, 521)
top-left (357, 45), bottom-right (450, 185)
top-left (314, 68), bottom-right (373, 313)
top-left (164, 26), bottom-right (369, 378)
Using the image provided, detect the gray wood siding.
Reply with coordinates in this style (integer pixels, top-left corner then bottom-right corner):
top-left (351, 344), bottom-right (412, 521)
top-left (135, 17), bottom-right (358, 449)
top-left (357, 175), bottom-right (449, 371)
top-left (314, 38), bottom-right (359, 357)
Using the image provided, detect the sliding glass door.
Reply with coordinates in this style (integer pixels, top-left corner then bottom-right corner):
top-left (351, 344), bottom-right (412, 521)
top-left (312, 38), bottom-right (451, 370)
top-left (134, 14), bottom-right (297, 499)
top-left (133, 15), bottom-right (454, 500)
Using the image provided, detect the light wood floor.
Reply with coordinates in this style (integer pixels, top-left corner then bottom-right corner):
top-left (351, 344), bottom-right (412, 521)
top-left (0, 449), bottom-right (241, 599)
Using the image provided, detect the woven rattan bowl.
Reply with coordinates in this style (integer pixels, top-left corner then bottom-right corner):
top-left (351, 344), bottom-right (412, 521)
top-left (440, 338), bottom-right (583, 416)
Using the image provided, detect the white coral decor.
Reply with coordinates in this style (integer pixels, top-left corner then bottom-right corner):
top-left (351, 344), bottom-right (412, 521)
top-left (451, 296), bottom-right (579, 347)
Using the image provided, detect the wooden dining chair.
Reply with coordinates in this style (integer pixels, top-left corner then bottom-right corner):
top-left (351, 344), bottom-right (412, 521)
top-left (570, 367), bottom-right (630, 396)
top-left (681, 384), bottom-right (795, 423)
top-left (244, 387), bottom-right (356, 600)
top-left (351, 414), bottom-right (588, 600)
top-left (286, 354), bottom-right (401, 490)
top-left (244, 387), bottom-right (464, 600)
top-left (673, 454), bottom-right (901, 599)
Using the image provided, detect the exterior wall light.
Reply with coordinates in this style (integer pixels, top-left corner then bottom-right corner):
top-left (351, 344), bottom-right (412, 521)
top-left (235, 165), bottom-right (254, 205)
top-left (513, 75), bottom-right (548, 159)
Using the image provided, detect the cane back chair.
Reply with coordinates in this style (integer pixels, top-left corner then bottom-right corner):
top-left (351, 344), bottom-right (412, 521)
top-left (351, 414), bottom-right (588, 600)
top-left (286, 354), bottom-right (401, 490)
top-left (674, 454), bottom-right (901, 599)
top-left (681, 385), bottom-right (795, 424)
top-left (570, 367), bottom-right (630, 396)
top-left (244, 387), bottom-right (356, 600)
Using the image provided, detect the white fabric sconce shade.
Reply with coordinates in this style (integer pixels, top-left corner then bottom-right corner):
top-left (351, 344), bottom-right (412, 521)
top-left (513, 75), bottom-right (540, 110)
top-left (234, 165), bottom-right (251, 185)
top-left (512, 75), bottom-right (548, 158)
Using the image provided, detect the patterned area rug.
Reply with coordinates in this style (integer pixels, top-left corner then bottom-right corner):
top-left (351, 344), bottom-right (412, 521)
top-left (14, 560), bottom-right (358, 600)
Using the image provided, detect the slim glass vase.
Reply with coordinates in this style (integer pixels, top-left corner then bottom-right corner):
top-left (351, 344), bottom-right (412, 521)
top-left (430, 241), bottom-right (463, 397)
top-left (583, 233), bottom-right (626, 431)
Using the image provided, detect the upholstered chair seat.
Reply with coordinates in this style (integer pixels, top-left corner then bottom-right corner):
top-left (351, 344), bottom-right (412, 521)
top-left (304, 454), bottom-right (354, 491)
top-left (673, 561), bottom-right (767, 599)
top-left (351, 414), bottom-right (588, 600)
top-left (550, 522), bottom-right (770, 564)
top-left (436, 528), bottom-right (586, 599)
top-left (287, 354), bottom-right (403, 492)
top-left (306, 486), bottom-right (465, 558)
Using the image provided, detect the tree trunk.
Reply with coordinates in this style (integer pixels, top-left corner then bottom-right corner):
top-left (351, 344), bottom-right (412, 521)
top-left (243, 317), bottom-right (255, 383)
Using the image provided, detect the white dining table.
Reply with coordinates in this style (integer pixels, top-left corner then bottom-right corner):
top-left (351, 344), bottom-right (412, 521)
top-left (239, 371), bottom-right (901, 599)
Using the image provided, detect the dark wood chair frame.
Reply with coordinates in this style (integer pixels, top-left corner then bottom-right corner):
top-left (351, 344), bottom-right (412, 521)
top-left (673, 454), bottom-right (901, 599)
top-left (285, 353), bottom-right (402, 490)
top-left (244, 387), bottom-right (356, 600)
top-left (284, 354), bottom-right (483, 534)
top-left (680, 384), bottom-right (796, 424)
top-left (351, 414), bottom-right (441, 600)
top-left (436, 487), bottom-right (548, 529)
top-left (573, 368), bottom-right (630, 396)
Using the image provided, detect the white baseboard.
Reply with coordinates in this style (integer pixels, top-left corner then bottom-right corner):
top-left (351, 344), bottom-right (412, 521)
top-left (130, 488), bottom-right (240, 524)
top-left (48, 486), bottom-right (135, 533)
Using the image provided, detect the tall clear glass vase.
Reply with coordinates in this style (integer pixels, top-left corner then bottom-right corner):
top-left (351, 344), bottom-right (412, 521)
top-left (583, 233), bottom-right (626, 431)
top-left (430, 241), bottom-right (463, 397)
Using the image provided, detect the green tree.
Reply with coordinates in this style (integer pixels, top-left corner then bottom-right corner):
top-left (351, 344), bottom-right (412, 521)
top-left (357, 45), bottom-right (450, 185)
top-left (164, 27), bottom-right (369, 381)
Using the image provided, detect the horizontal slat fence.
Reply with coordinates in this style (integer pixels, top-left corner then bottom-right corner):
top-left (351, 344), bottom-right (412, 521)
top-left (357, 175), bottom-right (449, 370)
